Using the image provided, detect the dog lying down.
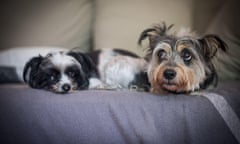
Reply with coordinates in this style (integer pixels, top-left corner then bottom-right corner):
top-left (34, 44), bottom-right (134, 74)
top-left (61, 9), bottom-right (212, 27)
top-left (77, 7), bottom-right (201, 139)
top-left (138, 22), bottom-right (228, 94)
top-left (23, 49), bottom-right (150, 93)
top-left (23, 22), bottom-right (227, 94)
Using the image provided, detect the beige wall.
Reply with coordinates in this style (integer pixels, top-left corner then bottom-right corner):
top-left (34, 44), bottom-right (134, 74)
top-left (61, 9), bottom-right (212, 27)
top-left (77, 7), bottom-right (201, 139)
top-left (93, 0), bottom-right (194, 56)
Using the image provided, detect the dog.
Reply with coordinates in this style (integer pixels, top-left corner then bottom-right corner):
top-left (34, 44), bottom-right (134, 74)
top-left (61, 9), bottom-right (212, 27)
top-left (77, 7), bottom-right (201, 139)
top-left (23, 51), bottom-right (100, 93)
top-left (138, 22), bottom-right (228, 94)
top-left (86, 49), bottom-right (150, 91)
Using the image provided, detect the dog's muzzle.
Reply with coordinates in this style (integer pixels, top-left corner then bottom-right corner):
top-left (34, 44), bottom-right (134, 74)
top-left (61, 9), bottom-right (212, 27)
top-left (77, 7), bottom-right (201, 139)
top-left (61, 83), bottom-right (71, 93)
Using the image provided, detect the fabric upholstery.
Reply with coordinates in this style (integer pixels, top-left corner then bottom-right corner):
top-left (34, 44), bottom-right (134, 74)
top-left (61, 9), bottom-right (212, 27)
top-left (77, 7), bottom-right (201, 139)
top-left (0, 81), bottom-right (239, 144)
top-left (0, 0), bottom-right (93, 52)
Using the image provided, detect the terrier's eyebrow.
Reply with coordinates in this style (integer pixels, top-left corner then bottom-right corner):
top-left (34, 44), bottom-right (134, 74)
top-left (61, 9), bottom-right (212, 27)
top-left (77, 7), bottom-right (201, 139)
top-left (161, 39), bottom-right (171, 43)
top-left (155, 42), bottom-right (171, 53)
top-left (176, 43), bottom-right (192, 52)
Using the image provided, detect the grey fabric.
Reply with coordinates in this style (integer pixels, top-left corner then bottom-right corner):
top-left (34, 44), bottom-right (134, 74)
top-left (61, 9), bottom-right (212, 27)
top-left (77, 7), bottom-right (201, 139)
top-left (0, 66), bottom-right (21, 84)
top-left (201, 92), bottom-right (240, 143)
top-left (0, 0), bottom-right (93, 52)
top-left (212, 80), bottom-right (240, 118)
top-left (0, 82), bottom-right (239, 144)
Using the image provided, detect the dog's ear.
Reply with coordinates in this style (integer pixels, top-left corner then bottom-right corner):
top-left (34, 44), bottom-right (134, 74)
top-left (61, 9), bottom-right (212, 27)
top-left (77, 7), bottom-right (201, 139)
top-left (199, 34), bottom-right (228, 61)
top-left (67, 52), bottom-right (98, 78)
top-left (23, 55), bottom-right (43, 86)
top-left (138, 22), bottom-right (174, 49)
top-left (198, 35), bottom-right (228, 89)
top-left (138, 28), bottom-right (159, 49)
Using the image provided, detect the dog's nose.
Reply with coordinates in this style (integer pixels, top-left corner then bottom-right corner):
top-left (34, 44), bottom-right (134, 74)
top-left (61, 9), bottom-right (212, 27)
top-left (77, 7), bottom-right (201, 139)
top-left (62, 84), bottom-right (71, 92)
top-left (163, 69), bottom-right (176, 80)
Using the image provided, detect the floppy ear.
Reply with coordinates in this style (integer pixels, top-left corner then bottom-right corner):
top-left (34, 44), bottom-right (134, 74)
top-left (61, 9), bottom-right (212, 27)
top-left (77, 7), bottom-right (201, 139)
top-left (199, 34), bottom-right (228, 61)
top-left (67, 52), bottom-right (98, 78)
top-left (23, 55), bottom-right (43, 85)
top-left (138, 23), bottom-right (174, 49)
top-left (198, 35), bottom-right (228, 89)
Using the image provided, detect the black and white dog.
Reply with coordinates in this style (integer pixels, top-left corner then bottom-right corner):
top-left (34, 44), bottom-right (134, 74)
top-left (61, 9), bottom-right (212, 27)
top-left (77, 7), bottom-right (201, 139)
top-left (23, 51), bottom-right (101, 93)
top-left (87, 49), bottom-right (150, 91)
top-left (23, 49), bottom-right (150, 93)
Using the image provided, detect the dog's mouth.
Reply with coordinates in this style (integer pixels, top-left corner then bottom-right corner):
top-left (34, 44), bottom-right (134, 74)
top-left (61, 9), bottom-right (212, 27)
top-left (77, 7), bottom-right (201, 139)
top-left (161, 81), bottom-right (190, 94)
top-left (162, 81), bottom-right (178, 91)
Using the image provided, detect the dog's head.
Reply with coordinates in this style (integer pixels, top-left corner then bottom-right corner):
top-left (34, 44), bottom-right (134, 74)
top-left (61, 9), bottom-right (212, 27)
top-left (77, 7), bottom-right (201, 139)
top-left (138, 22), bottom-right (228, 94)
top-left (23, 51), bottom-right (98, 93)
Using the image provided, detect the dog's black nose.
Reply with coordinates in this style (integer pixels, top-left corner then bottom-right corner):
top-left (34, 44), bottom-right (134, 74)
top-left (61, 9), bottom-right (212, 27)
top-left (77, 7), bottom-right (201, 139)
top-left (163, 69), bottom-right (176, 80)
top-left (62, 84), bottom-right (71, 92)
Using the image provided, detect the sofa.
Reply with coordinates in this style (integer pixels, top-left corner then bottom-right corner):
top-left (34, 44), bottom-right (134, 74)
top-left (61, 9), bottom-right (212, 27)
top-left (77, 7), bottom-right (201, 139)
top-left (0, 0), bottom-right (240, 144)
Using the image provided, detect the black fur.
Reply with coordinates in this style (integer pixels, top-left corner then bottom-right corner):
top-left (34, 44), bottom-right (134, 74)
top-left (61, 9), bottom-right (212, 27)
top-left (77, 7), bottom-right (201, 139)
top-left (23, 51), bottom-right (98, 92)
top-left (86, 48), bottom-right (140, 66)
top-left (23, 55), bottom-right (44, 88)
top-left (86, 50), bottom-right (101, 66)
top-left (67, 52), bottom-right (99, 78)
top-left (113, 49), bottom-right (140, 58)
top-left (128, 72), bottom-right (150, 91)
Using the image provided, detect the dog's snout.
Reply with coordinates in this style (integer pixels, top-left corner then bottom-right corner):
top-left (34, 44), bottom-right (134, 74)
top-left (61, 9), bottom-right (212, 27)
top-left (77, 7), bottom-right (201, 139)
top-left (163, 69), bottom-right (176, 80)
top-left (62, 84), bottom-right (71, 92)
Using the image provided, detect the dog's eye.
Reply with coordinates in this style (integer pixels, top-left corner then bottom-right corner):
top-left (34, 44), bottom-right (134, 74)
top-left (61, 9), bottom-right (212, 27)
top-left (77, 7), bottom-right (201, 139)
top-left (50, 75), bottom-right (56, 81)
top-left (158, 50), bottom-right (167, 59)
top-left (67, 71), bottom-right (76, 78)
top-left (46, 68), bottom-right (59, 82)
top-left (181, 49), bottom-right (192, 62)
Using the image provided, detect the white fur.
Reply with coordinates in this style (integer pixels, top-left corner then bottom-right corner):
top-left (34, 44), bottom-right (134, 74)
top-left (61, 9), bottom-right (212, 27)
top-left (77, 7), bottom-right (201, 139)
top-left (45, 52), bottom-right (82, 92)
top-left (97, 50), bottom-right (147, 89)
top-left (88, 78), bottom-right (105, 89)
top-left (49, 52), bottom-right (81, 70)
top-left (56, 74), bottom-right (72, 92)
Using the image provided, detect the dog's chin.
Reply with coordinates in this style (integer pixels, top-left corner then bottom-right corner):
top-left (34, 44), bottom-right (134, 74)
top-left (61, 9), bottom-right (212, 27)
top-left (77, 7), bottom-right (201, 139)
top-left (162, 83), bottom-right (178, 92)
top-left (161, 82), bottom-right (188, 94)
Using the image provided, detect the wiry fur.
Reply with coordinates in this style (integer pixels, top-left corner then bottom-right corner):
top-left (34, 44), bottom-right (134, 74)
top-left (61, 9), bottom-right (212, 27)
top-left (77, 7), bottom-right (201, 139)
top-left (138, 22), bottom-right (228, 94)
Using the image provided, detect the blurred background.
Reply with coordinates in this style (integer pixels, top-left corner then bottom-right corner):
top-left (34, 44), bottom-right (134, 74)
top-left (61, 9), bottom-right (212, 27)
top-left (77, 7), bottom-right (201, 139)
top-left (0, 0), bottom-right (239, 81)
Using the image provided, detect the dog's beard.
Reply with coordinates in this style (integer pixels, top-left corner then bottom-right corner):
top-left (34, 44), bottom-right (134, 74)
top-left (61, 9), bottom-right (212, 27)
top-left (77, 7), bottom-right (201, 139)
top-left (149, 64), bottom-right (202, 94)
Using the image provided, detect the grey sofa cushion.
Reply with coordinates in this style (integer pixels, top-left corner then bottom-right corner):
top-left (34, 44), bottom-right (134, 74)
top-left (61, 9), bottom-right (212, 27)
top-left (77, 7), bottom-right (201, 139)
top-left (0, 81), bottom-right (239, 144)
top-left (0, 66), bottom-right (21, 84)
